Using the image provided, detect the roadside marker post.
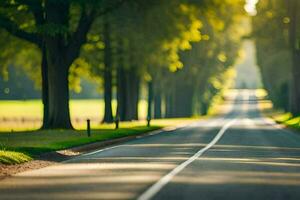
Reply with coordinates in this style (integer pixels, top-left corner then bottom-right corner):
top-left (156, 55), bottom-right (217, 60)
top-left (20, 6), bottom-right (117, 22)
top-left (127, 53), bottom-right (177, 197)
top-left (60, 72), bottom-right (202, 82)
top-left (115, 116), bottom-right (120, 130)
top-left (87, 119), bottom-right (91, 137)
top-left (147, 116), bottom-right (151, 127)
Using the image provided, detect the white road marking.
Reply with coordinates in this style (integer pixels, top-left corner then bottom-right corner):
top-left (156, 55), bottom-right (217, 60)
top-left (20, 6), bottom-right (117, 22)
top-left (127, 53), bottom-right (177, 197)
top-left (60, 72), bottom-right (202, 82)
top-left (65, 118), bottom-right (222, 163)
top-left (62, 145), bottom-right (121, 163)
top-left (137, 118), bottom-right (237, 200)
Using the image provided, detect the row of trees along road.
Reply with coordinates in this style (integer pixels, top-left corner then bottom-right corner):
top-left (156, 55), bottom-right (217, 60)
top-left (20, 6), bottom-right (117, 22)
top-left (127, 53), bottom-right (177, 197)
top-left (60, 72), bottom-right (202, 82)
top-left (0, 0), bottom-right (246, 129)
top-left (253, 0), bottom-right (300, 115)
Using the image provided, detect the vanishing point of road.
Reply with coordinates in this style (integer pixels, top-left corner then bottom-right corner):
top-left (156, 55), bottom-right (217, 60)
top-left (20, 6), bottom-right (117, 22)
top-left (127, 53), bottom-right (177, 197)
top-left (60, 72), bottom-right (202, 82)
top-left (1, 90), bottom-right (300, 200)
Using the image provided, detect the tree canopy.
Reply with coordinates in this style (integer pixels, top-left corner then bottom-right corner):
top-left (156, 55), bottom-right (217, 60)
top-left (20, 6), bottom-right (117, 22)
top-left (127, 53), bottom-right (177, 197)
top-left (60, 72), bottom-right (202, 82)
top-left (253, 0), bottom-right (300, 114)
top-left (0, 0), bottom-right (252, 129)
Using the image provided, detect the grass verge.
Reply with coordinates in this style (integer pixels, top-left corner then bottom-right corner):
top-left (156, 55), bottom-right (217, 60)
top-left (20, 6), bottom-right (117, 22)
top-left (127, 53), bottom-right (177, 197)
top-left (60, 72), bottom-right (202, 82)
top-left (0, 118), bottom-right (197, 165)
top-left (0, 150), bottom-right (32, 165)
top-left (257, 95), bottom-right (300, 131)
top-left (272, 113), bottom-right (300, 130)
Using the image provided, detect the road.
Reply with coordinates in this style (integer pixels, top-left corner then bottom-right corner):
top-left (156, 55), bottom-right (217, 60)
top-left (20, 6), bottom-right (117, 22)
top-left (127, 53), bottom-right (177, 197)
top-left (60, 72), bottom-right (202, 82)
top-left (1, 90), bottom-right (300, 200)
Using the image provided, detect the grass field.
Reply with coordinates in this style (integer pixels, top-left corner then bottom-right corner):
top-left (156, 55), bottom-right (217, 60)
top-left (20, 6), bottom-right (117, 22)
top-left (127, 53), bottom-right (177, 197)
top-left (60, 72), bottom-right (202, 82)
top-left (0, 99), bottom-right (148, 131)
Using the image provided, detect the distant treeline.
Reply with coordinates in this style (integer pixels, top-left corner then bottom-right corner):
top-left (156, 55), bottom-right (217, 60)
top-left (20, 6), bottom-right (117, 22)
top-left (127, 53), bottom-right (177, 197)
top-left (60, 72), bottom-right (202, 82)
top-left (0, 0), bottom-right (246, 129)
top-left (0, 65), bottom-right (40, 100)
top-left (253, 0), bottom-right (300, 115)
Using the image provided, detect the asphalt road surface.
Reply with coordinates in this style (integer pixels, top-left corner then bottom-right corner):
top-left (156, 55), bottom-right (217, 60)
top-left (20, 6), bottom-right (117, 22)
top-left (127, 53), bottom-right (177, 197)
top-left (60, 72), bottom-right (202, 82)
top-left (1, 90), bottom-right (300, 200)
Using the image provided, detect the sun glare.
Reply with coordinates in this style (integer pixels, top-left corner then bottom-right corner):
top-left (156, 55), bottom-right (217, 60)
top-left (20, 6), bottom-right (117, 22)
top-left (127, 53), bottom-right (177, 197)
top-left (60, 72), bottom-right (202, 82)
top-left (244, 0), bottom-right (259, 16)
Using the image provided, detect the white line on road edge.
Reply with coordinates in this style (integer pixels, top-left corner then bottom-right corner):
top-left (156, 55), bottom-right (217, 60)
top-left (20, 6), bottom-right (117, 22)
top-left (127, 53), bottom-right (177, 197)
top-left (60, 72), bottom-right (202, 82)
top-left (64, 119), bottom-right (220, 163)
top-left (137, 118), bottom-right (237, 200)
top-left (62, 145), bottom-right (122, 163)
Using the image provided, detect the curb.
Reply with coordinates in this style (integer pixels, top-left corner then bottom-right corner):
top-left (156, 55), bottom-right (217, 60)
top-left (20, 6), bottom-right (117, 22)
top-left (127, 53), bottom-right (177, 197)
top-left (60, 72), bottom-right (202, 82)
top-left (0, 120), bottom-right (200, 179)
top-left (42, 121), bottom-right (195, 162)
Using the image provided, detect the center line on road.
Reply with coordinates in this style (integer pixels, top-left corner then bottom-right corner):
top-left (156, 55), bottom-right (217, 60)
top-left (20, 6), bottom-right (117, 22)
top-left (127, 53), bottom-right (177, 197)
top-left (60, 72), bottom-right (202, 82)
top-left (137, 118), bottom-right (237, 200)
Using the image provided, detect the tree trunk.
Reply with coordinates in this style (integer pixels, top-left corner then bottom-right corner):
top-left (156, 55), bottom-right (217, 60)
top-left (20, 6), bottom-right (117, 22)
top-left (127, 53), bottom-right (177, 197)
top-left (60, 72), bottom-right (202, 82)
top-left (116, 37), bottom-right (125, 121)
top-left (132, 71), bottom-right (140, 120)
top-left (154, 89), bottom-right (162, 119)
top-left (116, 41), bottom-right (140, 121)
top-left (117, 66), bottom-right (126, 121)
top-left (200, 100), bottom-right (209, 115)
top-left (288, 0), bottom-right (300, 115)
top-left (124, 72), bottom-right (132, 121)
top-left (117, 69), bottom-right (127, 121)
top-left (291, 50), bottom-right (300, 115)
top-left (102, 18), bottom-right (113, 123)
top-left (47, 60), bottom-right (72, 129)
top-left (165, 92), bottom-right (174, 118)
top-left (43, 1), bottom-right (72, 129)
top-left (41, 44), bottom-right (50, 129)
top-left (147, 81), bottom-right (153, 120)
top-left (198, 83), bottom-right (209, 116)
top-left (124, 69), bottom-right (140, 121)
top-left (172, 83), bottom-right (194, 117)
top-left (45, 37), bottom-right (73, 129)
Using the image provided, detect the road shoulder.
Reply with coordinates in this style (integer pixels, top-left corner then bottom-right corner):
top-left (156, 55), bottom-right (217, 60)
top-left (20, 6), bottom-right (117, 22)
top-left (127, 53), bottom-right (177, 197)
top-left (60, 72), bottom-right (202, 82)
top-left (0, 120), bottom-right (196, 180)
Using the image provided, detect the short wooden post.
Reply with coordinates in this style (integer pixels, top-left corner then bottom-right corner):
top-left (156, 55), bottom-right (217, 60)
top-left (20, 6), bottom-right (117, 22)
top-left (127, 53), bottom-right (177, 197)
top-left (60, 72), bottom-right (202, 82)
top-left (115, 116), bottom-right (120, 130)
top-left (147, 116), bottom-right (151, 127)
top-left (87, 119), bottom-right (91, 137)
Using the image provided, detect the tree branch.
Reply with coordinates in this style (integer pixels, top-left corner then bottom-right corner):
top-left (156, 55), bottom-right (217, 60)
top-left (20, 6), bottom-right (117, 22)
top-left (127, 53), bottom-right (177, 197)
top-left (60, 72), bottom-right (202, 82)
top-left (96, 0), bottom-right (126, 16)
top-left (0, 14), bottom-right (41, 46)
top-left (65, 8), bottom-right (96, 67)
top-left (65, 0), bottom-right (127, 66)
top-left (21, 0), bottom-right (45, 26)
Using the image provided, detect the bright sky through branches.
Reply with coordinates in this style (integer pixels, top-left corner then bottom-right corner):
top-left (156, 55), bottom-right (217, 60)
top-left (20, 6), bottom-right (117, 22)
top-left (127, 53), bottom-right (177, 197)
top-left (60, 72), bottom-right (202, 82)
top-left (244, 0), bottom-right (259, 16)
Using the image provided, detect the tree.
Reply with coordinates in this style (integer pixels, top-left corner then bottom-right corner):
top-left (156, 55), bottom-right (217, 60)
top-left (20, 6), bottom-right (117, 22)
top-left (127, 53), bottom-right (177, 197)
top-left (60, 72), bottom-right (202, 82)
top-left (287, 0), bottom-right (300, 115)
top-left (253, 0), bottom-right (300, 114)
top-left (0, 0), bottom-right (125, 128)
top-left (102, 15), bottom-right (114, 123)
top-left (163, 0), bottom-right (246, 117)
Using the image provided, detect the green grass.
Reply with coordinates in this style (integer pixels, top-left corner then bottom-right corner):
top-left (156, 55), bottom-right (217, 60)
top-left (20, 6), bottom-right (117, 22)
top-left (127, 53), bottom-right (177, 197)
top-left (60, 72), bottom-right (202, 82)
top-left (255, 90), bottom-right (300, 130)
top-left (273, 113), bottom-right (300, 130)
top-left (1, 95), bottom-right (227, 165)
top-left (0, 150), bottom-right (32, 165)
top-left (0, 99), bottom-right (199, 165)
top-left (0, 118), bottom-right (198, 165)
top-left (0, 99), bottom-right (148, 131)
